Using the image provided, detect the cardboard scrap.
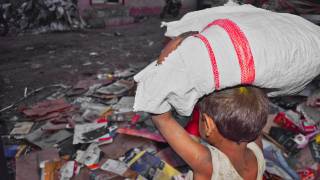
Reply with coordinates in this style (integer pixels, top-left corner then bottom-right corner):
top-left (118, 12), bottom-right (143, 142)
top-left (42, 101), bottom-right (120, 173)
top-left (22, 99), bottom-right (72, 117)
top-left (117, 127), bottom-right (166, 143)
top-left (25, 125), bottom-right (73, 149)
top-left (100, 159), bottom-right (128, 176)
top-left (10, 122), bottom-right (34, 136)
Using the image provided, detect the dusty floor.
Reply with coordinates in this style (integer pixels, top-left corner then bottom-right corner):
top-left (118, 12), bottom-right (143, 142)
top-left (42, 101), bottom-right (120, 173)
top-left (0, 17), bottom-right (165, 117)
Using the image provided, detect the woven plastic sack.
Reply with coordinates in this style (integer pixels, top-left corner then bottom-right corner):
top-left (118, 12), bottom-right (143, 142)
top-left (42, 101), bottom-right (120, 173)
top-left (134, 4), bottom-right (320, 116)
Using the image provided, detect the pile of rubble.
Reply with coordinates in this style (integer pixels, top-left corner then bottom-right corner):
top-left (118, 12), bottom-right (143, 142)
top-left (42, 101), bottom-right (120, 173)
top-left (1, 62), bottom-right (320, 179)
top-left (1, 0), bottom-right (86, 34)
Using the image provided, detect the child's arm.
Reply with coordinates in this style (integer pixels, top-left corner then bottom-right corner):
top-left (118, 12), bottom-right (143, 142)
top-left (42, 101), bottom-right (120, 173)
top-left (152, 112), bottom-right (212, 177)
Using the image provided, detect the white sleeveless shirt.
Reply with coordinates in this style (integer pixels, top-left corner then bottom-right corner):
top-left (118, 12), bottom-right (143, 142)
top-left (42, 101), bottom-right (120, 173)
top-left (182, 142), bottom-right (265, 180)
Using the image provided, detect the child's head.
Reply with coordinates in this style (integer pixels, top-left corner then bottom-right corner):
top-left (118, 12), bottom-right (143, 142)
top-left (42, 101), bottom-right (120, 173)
top-left (198, 86), bottom-right (269, 144)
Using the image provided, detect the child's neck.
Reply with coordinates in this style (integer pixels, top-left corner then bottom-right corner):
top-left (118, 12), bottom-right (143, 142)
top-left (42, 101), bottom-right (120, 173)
top-left (214, 140), bottom-right (251, 176)
top-left (216, 139), bottom-right (248, 158)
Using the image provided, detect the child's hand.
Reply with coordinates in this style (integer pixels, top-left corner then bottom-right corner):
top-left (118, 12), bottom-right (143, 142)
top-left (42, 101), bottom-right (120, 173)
top-left (158, 31), bottom-right (198, 64)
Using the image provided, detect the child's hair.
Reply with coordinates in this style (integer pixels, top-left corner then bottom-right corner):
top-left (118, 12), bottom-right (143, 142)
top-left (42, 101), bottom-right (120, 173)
top-left (198, 86), bottom-right (269, 143)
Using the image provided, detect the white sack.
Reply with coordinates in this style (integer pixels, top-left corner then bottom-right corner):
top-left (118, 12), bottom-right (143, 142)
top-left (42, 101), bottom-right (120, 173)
top-left (134, 4), bottom-right (320, 116)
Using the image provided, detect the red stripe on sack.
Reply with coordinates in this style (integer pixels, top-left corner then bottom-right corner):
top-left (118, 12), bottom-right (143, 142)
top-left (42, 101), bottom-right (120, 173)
top-left (193, 34), bottom-right (220, 90)
top-left (203, 19), bottom-right (255, 84)
top-left (98, 137), bottom-right (112, 142)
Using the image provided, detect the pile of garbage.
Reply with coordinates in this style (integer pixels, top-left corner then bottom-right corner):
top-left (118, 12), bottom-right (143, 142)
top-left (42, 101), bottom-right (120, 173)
top-left (263, 82), bottom-right (320, 180)
top-left (1, 61), bottom-right (320, 179)
top-left (1, 63), bottom-right (186, 180)
top-left (0, 0), bottom-right (86, 34)
top-left (241, 0), bottom-right (320, 24)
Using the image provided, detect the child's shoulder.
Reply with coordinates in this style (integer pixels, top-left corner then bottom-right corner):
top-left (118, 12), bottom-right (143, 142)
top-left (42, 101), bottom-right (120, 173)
top-left (205, 142), bottom-right (265, 180)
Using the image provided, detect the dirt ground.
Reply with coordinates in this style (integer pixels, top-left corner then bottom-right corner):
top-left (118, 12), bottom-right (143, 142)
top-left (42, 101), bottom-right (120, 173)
top-left (0, 17), bottom-right (165, 117)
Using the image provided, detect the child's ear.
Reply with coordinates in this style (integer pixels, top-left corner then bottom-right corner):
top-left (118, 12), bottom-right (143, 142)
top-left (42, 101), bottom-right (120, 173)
top-left (203, 113), bottom-right (216, 137)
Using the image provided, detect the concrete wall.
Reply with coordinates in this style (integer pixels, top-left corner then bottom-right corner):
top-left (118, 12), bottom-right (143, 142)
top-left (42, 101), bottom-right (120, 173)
top-left (78, 0), bottom-right (197, 16)
top-left (125, 0), bottom-right (197, 16)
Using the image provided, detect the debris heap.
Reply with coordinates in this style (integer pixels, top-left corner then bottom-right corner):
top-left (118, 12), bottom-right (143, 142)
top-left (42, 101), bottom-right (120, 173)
top-left (2, 0), bottom-right (86, 34)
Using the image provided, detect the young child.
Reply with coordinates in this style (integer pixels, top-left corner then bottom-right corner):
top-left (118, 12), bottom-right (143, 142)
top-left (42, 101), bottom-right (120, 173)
top-left (152, 86), bottom-right (269, 180)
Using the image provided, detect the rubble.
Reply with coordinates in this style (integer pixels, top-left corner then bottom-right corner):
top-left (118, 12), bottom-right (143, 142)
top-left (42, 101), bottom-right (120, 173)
top-left (0, 0), bottom-right (86, 34)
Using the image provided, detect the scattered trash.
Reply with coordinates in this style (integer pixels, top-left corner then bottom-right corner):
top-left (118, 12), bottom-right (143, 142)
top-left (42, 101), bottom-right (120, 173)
top-left (114, 32), bottom-right (122, 36)
top-left (25, 127), bottom-right (73, 149)
top-left (60, 161), bottom-right (78, 180)
top-left (48, 50), bottom-right (55, 54)
top-left (30, 63), bottom-right (42, 69)
top-left (0, 83), bottom-right (69, 113)
top-left (156, 147), bottom-right (186, 168)
top-left (39, 159), bottom-right (63, 180)
top-left (113, 68), bottom-right (135, 78)
top-left (61, 65), bottom-right (72, 69)
top-left (117, 127), bottom-right (166, 143)
top-left (309, 140), bottom-right (320, 163)
top-left (82, 62), bottom-right (92, 66)
top-left (112, 96), bottom-right (135, 113)
top-left (148, 40), bottom-right (154, 47)
top-left (3, 60), bottom-right (320, 180)
top-left (22, 99), bottom-right (72, 117)
top-left (73, 122), bottom-right (113, 144)
top-left (89, 52), bottom-right (99, 56)
top-left (25, 46), bottom-right (34, 51)
top-left (100, 159), bottom-right (128, 176)
top-left (80, 102), bottom-right (111, 121)
top-left (75, 143), bottom-right (101, 170)
top-left (10, 122), bottom-right (34, 139)
top-left (5, 145), bottom-right (19, 158)
top-left (123, 149), bottom-right (181, 179)
top-left (95, 79), bottom-right (134, 96)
